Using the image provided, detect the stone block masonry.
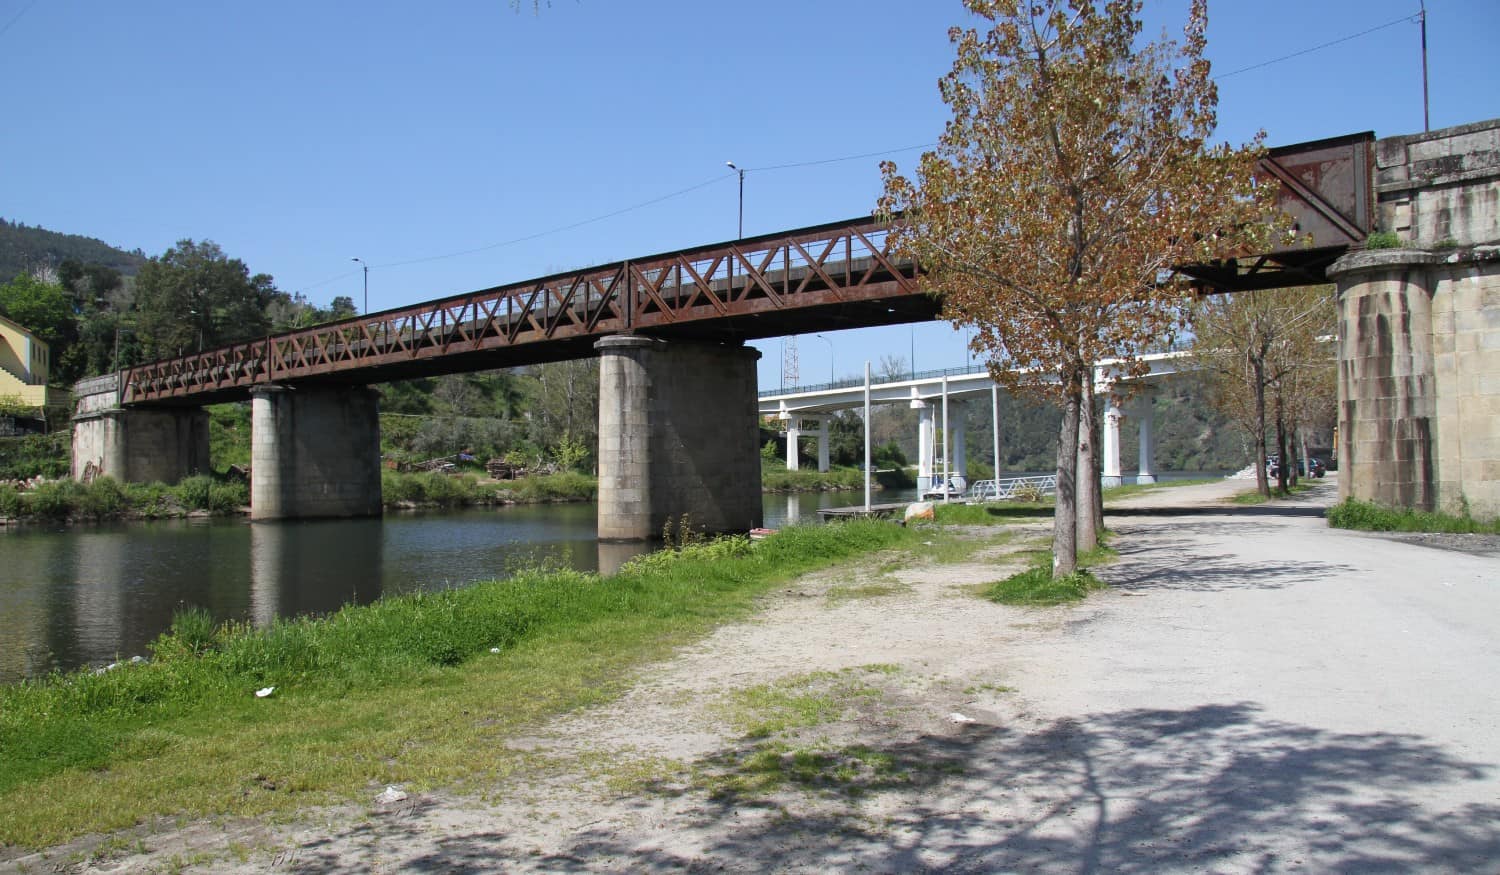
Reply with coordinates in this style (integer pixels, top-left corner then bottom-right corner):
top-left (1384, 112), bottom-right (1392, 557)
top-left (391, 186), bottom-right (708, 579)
top-left (1331, 247), bottom-right (1500, 518)
top-left (71, 375), bottom-right (210, 484)
top-left (250, 385), bottom-right (382, 521)
top-left (596, 336), bottom-right (762, 541)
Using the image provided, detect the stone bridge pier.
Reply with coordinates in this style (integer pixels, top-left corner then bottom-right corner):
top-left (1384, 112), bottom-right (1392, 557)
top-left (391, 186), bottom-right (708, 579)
top-left (71, 374), bottom-right (209, 484)
top-left (249, 385), bottom-right (382, 521)
top-left (1332, 118), bottom-right (1500, 519)
top-left (595, 336), bottom-right (762, 541)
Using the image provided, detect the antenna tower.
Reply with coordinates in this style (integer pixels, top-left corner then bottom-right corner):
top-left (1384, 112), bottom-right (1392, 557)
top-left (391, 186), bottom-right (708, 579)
top-left (782, 336), bottom-right (800, 390)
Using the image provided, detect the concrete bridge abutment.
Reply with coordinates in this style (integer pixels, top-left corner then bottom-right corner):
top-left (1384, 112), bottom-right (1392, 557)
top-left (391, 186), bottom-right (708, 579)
top-left (1330, 247), bottom-right (1500, 518)
top-left (71, 374), bottom-right (209, 484)
top-left (595, 335), bottom-right (762, 541)
top-left (249, 385), bottom-right (382, 521)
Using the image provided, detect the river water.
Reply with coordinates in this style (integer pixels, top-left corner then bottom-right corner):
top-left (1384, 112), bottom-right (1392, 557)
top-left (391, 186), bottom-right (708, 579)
top-left (0, 476), bottom-right (1214, 684)
top-left (0, 490), bottom-right (915, 683)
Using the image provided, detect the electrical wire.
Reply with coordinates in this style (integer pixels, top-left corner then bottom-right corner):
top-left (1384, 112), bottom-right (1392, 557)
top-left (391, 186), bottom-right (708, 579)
top-left (0, 0), bottom-right (40, 40)
top-left (300, 12), bottom-right (1424, 292)
top-left (1213, 12), bottom-right (1420, 80)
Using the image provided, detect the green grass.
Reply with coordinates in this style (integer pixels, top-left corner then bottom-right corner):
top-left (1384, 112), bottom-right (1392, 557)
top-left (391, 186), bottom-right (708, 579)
top-left (0, 519), bottom-right (916, 848)
top-left (983, 566), bottom-right (1107, 605)
top-left (932, 501), bottom-right (1053, 525)
top-left (0, 475), bottom-right (248, 522)
top-left (1232, 481), bottom-right (1316, 504)
top-left (760, 464), bottom-right (865, 493)
top-left (982, 539), bottom-right (1115, 606)
top-left (1326, 498), bottom-right (1500, 534)
top-left (383, 470), bottom-right (596, 507)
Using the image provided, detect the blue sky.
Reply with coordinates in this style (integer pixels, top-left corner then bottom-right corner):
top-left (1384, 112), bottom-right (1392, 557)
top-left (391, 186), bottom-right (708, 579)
top-left (3, 0), bottom-right (1496, 389)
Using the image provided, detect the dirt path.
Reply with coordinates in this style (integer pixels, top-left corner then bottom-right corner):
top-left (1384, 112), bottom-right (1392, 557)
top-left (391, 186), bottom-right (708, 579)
top-left (13, 476), bottom-right (1500, 873)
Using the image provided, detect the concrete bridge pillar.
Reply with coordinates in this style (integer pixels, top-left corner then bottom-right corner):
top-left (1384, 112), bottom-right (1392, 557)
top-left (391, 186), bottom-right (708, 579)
top-left (1101, 394), bottom-right (1123, 488)
top-left (250, 385), bottom-right (382, 521)
top-left (816, 418), bottom-right (829, 473)
top-left (595, 335), bottom-right (762, 541)
top-left (71, 376), bottom-right (209, 484)
top-left (1134, 393), bottom-right (1157, 485)
top-left (785, 418), bottom-right (802, 471)
top-left (951, 402), bottom-right (968, 479)
top-left (1329, 248), bottom-right (1500, 518)
top-left (915, 402), bottom-right (935, 492)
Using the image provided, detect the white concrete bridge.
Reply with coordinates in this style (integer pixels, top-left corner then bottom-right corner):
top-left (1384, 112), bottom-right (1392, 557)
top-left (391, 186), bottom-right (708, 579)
top-left (758, 351), bottom-right (1189, 493)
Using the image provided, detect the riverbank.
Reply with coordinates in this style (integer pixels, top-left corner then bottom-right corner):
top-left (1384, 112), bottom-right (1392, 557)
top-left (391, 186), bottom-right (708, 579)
top-left (13, 475), bottom-right (1495, 872)
top-left (0, 518), bottom-right (949, 850)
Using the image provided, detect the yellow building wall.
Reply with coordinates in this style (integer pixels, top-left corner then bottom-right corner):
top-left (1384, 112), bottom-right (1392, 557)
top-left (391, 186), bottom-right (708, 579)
top-left (0, 317), bottom-right (54, 409)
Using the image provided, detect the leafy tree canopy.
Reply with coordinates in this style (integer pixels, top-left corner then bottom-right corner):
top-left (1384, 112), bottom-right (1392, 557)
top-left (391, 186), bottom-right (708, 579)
top-left (132, 240), bottom-right (281, 357)
top-left (0, 274), bottom-right (73, 345)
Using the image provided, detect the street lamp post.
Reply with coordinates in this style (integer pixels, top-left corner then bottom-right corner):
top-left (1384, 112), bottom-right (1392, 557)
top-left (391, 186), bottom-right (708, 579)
top-left (725, 161), bottom-right (744, 238)
top-left (351, 257), bottom-right (369, 314)
top-left (815, 333), bottom-right (833, 385)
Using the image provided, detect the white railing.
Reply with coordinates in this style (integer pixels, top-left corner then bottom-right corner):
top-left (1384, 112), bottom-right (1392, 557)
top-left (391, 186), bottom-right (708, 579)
top-left (965, 474), bottom-right (1058, 502)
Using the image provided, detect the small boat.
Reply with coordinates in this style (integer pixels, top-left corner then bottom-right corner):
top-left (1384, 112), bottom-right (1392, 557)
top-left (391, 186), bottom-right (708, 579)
top-left (921, 475), bottom-right (968, 500)
top-left (748, 527), bottom-right (776, 541)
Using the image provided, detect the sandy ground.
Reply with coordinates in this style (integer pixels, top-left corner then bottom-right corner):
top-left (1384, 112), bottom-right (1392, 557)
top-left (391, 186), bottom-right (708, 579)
top-left (10, 475), bottom-right (1500, 873)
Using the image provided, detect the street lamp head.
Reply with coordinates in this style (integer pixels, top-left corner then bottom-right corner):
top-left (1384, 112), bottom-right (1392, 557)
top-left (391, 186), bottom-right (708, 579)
top-left (726, 160), bottom-right (740, 171)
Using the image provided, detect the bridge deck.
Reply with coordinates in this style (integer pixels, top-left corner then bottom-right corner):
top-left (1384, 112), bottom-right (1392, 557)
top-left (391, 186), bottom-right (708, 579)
top-left (118, 132), bottom-right (1373, 407)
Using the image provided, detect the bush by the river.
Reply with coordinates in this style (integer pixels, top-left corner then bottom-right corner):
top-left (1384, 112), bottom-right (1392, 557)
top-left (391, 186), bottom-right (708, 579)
top-left (0, 519), bottom-right (915, 843)
top-left (0, 475), bottom-right (248, 522)
top-left (381, 469), bottom-right (597, 508)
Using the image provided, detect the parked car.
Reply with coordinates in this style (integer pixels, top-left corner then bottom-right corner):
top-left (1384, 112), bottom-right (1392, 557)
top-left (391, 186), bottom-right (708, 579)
top-left (1303, 457), bottom-right (1326, 478)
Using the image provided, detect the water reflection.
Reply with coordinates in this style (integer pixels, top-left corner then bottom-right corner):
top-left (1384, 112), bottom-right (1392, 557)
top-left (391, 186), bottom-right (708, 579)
top-left (1, 489), bottom-right (910, 683)
top-left (249, 520), bottom-right (386, 627)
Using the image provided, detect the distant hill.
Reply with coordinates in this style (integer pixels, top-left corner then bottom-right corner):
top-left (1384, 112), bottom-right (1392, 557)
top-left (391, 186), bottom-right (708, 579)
top-left (0, 219), bottom-right (147, 282)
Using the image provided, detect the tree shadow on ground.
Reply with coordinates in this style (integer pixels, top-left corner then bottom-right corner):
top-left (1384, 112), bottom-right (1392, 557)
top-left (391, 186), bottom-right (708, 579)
top-left (1098, 528), bottom-right (1359, 593)
top-left (284, 703), bottom-right (1498, 874)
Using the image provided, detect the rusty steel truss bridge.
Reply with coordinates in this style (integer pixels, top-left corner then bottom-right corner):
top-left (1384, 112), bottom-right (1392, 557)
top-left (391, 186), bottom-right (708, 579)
top-left (120, 131), bottom-right (1374, 406)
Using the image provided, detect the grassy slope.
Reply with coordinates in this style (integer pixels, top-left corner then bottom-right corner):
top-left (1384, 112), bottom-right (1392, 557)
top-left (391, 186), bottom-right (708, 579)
top-left (0, 521), bottom-right (917, 848)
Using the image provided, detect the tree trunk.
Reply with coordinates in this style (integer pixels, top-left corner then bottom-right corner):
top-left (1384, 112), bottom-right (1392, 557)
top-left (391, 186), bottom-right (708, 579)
top-left (1053, 368), bottom-right (1081, 578)
top-left (1253, 358), bottom-right (1270, 498)
top-left (1076, 368), bottom-right (1099, 553)
top-left (1275, 388), bottom-right (1290, 493)
top-left (1091, 376), bottom-right (1104, 538)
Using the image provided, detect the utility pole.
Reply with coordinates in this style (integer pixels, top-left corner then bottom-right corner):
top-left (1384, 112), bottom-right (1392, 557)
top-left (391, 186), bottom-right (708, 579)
top-left (1419, 1), bottom-right (1430, 132)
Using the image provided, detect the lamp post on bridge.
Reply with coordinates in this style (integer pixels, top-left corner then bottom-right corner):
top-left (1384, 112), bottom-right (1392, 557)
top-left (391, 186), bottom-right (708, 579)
top-left (815, 333), bottom-right (833, 385)
top-left (725, 161), bottom-right (744, 239)
top-left (351, 257), bottom-right (369, 315)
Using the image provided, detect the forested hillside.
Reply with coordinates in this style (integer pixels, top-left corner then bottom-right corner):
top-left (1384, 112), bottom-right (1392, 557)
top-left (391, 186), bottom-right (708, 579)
top-left (0, 220), bottom-right (146, 281)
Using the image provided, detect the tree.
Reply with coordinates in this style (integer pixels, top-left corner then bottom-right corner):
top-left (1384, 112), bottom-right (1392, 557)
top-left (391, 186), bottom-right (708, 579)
top-left (1191, 286), bottom-right (1335, 496)
top-left (0, 274), bottom-right (73, 347)
top-left (879, 0), bottom-right (1278, 576)
top-left (132, 240), bottom-right (281, 357)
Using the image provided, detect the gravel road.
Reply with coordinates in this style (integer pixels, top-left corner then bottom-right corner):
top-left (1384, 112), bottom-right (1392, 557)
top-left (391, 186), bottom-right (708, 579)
top-left (11, 475), bottom-right (1499, 873)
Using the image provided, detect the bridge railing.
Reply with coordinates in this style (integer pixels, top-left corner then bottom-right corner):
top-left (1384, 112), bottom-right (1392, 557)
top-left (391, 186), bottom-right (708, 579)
top-left (966, 474), bottom-right (1058, 502)
top-left (121, 217), bottom-right (920, 403)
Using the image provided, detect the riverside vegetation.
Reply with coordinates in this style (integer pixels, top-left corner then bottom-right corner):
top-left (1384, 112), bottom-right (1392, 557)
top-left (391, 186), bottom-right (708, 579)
top-left (0, 519), bottom-right (969, 848)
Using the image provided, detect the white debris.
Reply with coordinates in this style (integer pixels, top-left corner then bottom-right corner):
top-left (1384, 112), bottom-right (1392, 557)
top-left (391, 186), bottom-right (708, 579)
top-left (904, 501), bottom-right (936, 523)
top-left (489, 647), bottom-right (501, 654)
top-left (375, 785), bottom-right (408, 805)
top-left (255, 686), bottom-right (275, 698)
top-left (947, 712), bottom-right (976, 724)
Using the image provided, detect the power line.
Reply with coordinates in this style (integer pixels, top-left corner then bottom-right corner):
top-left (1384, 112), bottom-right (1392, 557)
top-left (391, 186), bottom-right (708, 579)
top-left (1213, 12), bottom-right (1420, 80)
top-left (0, 0), bottom-right (40, 40)
top-left (301, 141), bottom-right (939, 292)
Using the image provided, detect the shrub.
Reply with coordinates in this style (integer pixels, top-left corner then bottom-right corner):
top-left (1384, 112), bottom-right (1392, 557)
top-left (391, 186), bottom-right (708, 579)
top-left (76, 477), bottom-right (127, 519)
top-left (174, 475), bottom-right (215, 510)
top-left (24, 480), bottom-right (83, 520)
top-left (1365, 231), bottom-right (1402, 249)
top-left (0, 483), bottom-right (20, 517)
top-left (208, 482), bottom-right (248, 514)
